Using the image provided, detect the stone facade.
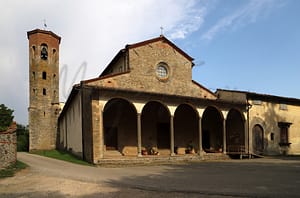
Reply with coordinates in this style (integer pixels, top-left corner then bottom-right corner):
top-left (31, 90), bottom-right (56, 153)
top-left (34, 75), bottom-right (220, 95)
top-left (87, 36), bottom-right (216, 100)
top-left (217, 89), bottom-right (300, 155)
top-left (0, 122), bottom-right (17, 170)
top-left (27, 29), bottom-right (61, 151)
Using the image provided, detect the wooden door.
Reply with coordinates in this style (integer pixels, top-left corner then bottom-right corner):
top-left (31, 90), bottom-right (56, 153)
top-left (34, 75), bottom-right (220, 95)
top-left (253, 125), bottom-right (264, 154)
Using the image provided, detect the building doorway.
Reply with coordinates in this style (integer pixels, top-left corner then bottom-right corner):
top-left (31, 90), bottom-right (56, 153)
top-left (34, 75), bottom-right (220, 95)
top-left (252, 124), bottom-right (264, 155)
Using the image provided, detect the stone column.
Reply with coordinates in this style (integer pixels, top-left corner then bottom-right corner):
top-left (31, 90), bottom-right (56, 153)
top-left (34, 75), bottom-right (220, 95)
top-left (244, 119), bottom-right (249, 157)
top-left (223, 119), bottom-right (226, 154)
top-left (170, 115), bottom-right (175, 156)
top-left (137, 113), bottom-right (142, 157)
top-left (198, 117), bottom-right (203, 156)
top-left (99, 109), bottom-right (104, 159)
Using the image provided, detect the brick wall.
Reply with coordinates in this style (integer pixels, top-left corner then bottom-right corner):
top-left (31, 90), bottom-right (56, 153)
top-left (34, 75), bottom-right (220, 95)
top-left (0, 122), bottom-right (17, 169)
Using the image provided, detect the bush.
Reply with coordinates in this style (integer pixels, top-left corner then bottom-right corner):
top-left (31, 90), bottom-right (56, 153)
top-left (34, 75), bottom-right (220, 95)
top-left (0, 104), bottom-right (14, 131)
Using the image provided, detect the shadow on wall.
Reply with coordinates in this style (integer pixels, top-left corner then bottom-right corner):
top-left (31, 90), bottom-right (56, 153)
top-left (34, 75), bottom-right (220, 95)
top-left (262, 102), bottom-right (287, 155)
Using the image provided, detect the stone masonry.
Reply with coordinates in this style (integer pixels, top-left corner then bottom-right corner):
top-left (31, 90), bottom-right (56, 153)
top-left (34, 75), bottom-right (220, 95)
top-left (27, 29), bottom-right (61, 151)
top-left (0, 122), bottom-right (17, 170)
top-left (87, 36), bottom-right (216, 100)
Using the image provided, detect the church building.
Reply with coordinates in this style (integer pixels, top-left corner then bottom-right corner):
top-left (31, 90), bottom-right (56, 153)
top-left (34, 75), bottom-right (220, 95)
top-left (57, 34), bottom-right (247, 164)
top-left (27, 29), bottom-right (300, 164)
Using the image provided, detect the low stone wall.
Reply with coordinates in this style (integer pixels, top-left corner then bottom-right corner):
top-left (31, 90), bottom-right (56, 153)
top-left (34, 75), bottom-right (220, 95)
top-left (0, 122), bottom-right (17, 170)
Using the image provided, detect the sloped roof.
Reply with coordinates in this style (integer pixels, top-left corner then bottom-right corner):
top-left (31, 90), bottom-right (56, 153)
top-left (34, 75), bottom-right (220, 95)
top-left (217, 89), bottom-right (300, 105)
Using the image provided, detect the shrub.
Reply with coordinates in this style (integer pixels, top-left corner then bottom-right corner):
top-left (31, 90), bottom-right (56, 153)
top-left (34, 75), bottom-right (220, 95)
top-left (0, 104), bottom-right (14, 131)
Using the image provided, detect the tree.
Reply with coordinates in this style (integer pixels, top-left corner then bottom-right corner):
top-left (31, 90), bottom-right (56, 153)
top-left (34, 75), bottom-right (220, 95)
top-left (17, 124), bottom-right (29, 151)
top-left (0, 104), bottom-right (14, 131)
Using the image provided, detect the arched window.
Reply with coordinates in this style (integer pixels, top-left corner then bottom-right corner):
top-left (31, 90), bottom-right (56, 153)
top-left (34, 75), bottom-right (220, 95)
top-left (41, 43), bottom-right (48, 60)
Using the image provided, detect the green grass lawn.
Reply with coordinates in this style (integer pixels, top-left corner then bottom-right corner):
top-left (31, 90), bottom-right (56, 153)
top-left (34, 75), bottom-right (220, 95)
top-left (0, 160), bottom-right (28, 178)
top-left (31, 150), bottom-right (92, 166)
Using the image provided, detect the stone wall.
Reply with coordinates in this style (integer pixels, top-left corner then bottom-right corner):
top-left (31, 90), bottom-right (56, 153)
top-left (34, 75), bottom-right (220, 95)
top-left (0, 122), bottom-right (17, 169)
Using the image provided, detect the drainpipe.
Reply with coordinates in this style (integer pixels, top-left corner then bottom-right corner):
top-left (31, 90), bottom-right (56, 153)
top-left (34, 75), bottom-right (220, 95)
top-left (246, 98), bottom-right (252, 158)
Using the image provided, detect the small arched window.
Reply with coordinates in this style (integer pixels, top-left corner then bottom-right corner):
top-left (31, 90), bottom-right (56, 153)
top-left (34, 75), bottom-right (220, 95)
top-left (42, 71), bottom-right (47, 80)
top-left (41, 43), bottom-right (48, 60)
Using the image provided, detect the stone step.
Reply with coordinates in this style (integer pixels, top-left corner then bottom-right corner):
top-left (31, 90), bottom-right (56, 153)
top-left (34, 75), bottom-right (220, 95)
top-left (97, 153), bottom-right (231, 166)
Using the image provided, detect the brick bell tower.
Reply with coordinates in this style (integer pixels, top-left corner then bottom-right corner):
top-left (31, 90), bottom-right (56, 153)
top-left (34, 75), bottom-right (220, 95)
top-left (27, 29), bottom-right (61, 151)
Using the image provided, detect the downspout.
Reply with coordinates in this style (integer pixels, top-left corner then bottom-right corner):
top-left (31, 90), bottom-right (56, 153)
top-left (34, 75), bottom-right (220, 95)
top-left (246, 98), bottom-right (252, 158)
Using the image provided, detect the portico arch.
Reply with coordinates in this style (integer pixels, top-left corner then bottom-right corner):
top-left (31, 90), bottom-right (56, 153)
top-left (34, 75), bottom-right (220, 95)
top-left (141, 101), bottom-right (170, 155)
top-left (103, 98), bottom-right (137, 156)
top-left (226, 108), bottom-right (245, 153)
top-left (202, 106), bottom-right (223, 153)
top-left (174, 104), bottom-right (199, 155)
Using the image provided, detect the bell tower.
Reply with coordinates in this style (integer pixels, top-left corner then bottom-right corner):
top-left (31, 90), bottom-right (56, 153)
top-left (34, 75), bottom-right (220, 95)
top-left (27, 29), bottom-right (61, 151)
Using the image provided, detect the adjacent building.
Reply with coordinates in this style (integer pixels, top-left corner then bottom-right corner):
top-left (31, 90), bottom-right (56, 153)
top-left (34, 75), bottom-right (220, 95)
top-left (217, 89), bottom-right (300, 156)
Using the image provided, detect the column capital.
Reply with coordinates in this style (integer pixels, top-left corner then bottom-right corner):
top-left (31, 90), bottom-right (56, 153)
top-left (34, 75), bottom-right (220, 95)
top-left (221, 110), bottom-right (229, 120)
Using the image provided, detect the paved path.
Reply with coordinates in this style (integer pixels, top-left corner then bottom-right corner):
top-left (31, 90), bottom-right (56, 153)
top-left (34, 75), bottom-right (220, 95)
top-left (1, 153), bottom-right (300, 197)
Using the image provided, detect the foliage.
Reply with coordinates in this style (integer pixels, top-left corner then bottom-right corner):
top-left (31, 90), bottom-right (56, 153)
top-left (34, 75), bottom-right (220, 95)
top-left (0, 104), bottom-right (14, 131)
top-left (0, 160), bottom-right (28, 178)
top-left (31, 150), bottom-right (92, 166)
top-left (17, 124), bottom-right (29, 152)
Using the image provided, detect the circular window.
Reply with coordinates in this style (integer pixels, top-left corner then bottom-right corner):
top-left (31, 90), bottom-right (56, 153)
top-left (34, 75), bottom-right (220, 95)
top-left (156, 64), bottom-right (168, 79)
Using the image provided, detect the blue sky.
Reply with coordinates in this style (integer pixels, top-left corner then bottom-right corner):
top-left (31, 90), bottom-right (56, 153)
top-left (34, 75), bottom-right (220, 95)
top-left (0, 0), bottom-right (299, 124)
top-left (182, 0), bottom-right (300, 97)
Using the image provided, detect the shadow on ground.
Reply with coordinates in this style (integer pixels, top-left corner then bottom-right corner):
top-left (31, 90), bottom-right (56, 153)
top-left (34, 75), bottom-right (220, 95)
top-left (101, 160), bottom-right (300, 198)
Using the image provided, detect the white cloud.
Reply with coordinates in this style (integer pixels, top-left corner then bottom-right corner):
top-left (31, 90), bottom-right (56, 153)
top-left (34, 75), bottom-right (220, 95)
top-left (0, 0), bottom-right (207, 124)
top-left (201, 0), bottom-right (284, 40)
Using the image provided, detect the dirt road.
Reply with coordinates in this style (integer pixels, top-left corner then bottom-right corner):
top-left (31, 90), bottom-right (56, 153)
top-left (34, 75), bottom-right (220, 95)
top-left (1, 152), bottom-right (300, 197)
top-left (0, 153), bottom-right (198, 197)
